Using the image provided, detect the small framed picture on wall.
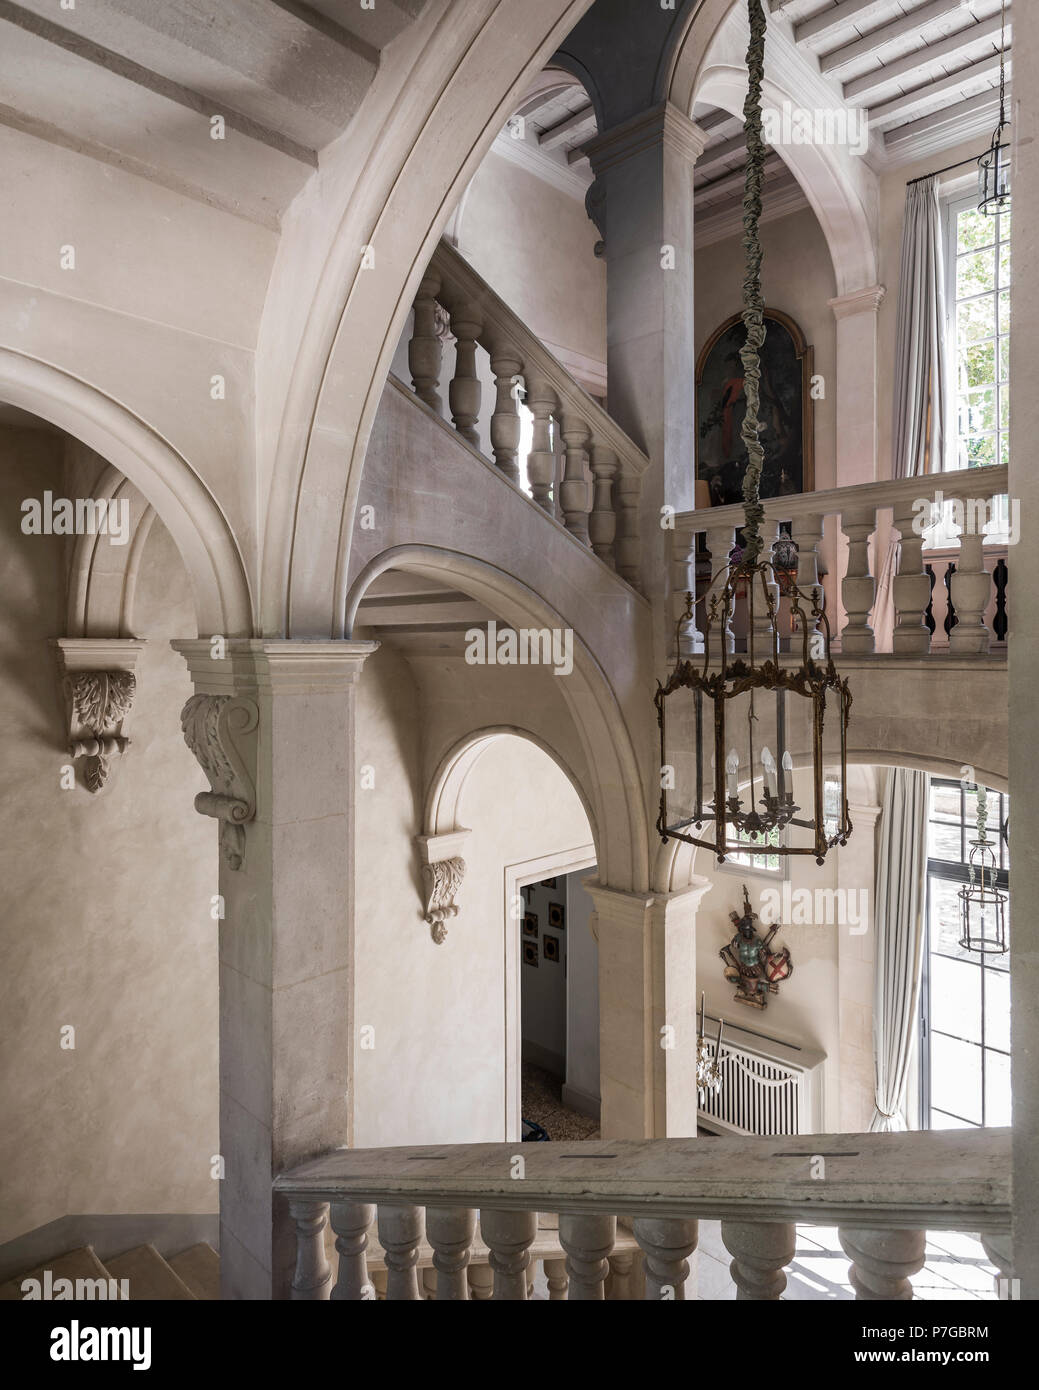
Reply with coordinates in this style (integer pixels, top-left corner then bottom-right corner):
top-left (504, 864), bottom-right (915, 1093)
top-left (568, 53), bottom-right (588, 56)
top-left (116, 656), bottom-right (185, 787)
top-left (522, 914), bottom-right (538, 939)
top-left (548, 902), bottom-right (566, 932)
top-left (543, 935), bottom-right (561, 964)
top-left (523, 940), bottom-right (539, 968)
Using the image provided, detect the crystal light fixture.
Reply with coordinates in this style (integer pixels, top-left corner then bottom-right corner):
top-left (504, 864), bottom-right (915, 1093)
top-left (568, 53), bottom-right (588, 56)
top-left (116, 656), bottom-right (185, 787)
top-left (655, 0), bottom-right (852, 867)
top-left (696, 994), bottom-right (723, 1104)
top-left (959, 785), bottom-right (1008, 955)
top-left (978, 1), bottom-right (1011, 217)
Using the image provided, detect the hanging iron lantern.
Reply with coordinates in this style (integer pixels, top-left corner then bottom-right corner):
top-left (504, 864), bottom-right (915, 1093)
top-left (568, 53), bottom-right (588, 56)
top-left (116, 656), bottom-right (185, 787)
top-left (978, 1), bottom-right (1011, 217)
top-left (655, 0), bottom-right (852, 867)
top-left (958, 786), bottom-right (1008, 955)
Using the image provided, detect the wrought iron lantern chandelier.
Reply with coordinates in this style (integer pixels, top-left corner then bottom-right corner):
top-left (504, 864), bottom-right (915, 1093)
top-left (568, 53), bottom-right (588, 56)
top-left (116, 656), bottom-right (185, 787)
top-left (655, 0), bottom-right (852, 867)
top-left (978, 0), bottom-right (1011, 217)
top-left (959, 785), bottom-right (1008, 955)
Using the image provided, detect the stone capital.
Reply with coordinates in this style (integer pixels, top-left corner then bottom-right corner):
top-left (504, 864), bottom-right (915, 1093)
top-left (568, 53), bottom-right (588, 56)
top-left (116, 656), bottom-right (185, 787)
top-left (585, 102), bottom-right (708, 176)
top-left (828, 285), bottom-right (886, 320)
top-left (171, 638), bottom-right (380, 697)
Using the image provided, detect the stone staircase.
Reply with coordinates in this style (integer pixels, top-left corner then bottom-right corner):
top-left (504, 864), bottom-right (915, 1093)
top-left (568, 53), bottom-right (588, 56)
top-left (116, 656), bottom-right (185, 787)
top-left (0, 1243), bottom-right (219, 1301)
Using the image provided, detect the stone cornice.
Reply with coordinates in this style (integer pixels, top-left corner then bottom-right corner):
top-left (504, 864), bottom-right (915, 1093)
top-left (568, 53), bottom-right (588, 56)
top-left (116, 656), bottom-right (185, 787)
top-left (829, 285), bottom-right (886, 319)
top-left (585, 102), bottom-right (708, 175)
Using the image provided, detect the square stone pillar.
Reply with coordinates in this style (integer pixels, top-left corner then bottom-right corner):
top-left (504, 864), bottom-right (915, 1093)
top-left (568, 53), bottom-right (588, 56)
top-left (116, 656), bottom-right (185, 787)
top-left (173, 639), bottom-right (378, 1300)
top-left (584, 877), bottom-right (711, 1140)
top-left (827, 286), bottom-right (885, 488)
top-left (586, 103), bottom-right (707, 664)
top-left (1009, 0), bottom-right (1038, 1299)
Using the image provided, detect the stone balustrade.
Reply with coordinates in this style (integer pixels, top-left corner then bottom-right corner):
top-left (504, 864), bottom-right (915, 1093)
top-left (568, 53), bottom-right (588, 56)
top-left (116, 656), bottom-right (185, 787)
top-left (405, 241), bottom-right (649, 588)
top-left (275, 1126), bottom-right (1011, 1301)
top-left (674, 465), bottom-right (1011, 659)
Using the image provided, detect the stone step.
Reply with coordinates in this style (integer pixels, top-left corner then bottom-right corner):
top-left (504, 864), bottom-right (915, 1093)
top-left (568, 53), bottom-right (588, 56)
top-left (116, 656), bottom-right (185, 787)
top-left (0, 1245), bottom-right (118, 1301)
top-left (167, 1243), bottom-right (220, 1301)
top-left (104, 1244), bottom-right (196, 1301)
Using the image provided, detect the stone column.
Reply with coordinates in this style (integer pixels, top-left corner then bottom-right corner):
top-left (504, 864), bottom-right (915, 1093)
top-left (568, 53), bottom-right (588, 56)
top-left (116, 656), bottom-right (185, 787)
top-left (828, 286), bottom-right (886, 640)
top-left (584, 878), bottom-right (711, 1140)
top-left (585, 103), bottom-right (707, 668)
top-left (173, 639), bottom-right (378, 1300)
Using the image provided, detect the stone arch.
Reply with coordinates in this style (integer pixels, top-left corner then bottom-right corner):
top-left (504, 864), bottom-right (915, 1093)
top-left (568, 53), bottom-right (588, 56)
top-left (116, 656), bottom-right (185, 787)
top-left (257, 0), bottom-right (598, 638)
top-left (65, 464), bottom-right (158, 638)
top-left (345, 543), bottom-right (651, 892)
top-left (0, 348), bottom-right (252, 637)
top-left (665, 0), bottom-right (878, 296)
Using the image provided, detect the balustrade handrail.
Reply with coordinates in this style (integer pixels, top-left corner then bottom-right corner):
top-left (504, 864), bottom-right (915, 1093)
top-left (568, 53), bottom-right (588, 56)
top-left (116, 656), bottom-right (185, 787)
top-left (430, 239), bottom-right (649, 479)
top-left (275, 1126), bottom-right (1010, 1232)
top-left (675, 464), bottom-right (1009, 536)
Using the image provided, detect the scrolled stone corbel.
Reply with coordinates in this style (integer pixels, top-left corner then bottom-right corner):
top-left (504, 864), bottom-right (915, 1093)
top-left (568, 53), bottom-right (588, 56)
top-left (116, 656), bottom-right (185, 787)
top-left (52, 638), bottom-right (145, 793)
top-left (181, 693), bottom-right (259, 870)
top-left (415, 830), bottom-right (471, 944)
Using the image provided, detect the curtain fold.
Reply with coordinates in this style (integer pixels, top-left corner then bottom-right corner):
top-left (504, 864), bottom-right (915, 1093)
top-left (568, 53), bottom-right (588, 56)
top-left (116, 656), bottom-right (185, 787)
top-left (871, 767), bottom-right (930, 1131)
top-left (874, 177), bottom-right (947, 652)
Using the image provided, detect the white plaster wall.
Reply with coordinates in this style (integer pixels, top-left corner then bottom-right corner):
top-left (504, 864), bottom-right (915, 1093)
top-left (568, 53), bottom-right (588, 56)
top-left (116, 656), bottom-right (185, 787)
top-left (455, 150), bottom-right (606, 379)
top-left (694, 206), bottom-right (838, 491)
top-left (0, 428), bottom-right (219, 1244)
top-left (352, 670), bottom-right (592, 1146)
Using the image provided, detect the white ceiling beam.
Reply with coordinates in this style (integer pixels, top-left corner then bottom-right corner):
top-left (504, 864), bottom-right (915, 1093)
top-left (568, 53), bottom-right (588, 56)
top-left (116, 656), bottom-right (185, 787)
top-left (868, 51), bottom-right (1006, 126)
top-left (695, 132), bottom-right (750, 180)
top-left (695, 153), bottom-right (786, 203)
top-left (820, 0), bottom-right (974, 75)
top-left (844, 13), bottom-right (1009, 103)
top-left (538, 103), bottom-right (597, 150)
top-left (883, 86), bottom-right (1002, 152)
top-left (795, 0), bottom-right (898, 47)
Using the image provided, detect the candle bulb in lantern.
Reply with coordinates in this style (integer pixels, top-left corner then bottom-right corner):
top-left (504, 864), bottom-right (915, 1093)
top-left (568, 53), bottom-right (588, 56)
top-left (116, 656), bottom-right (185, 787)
top-left (699, 991), bottom-right (705, 1039)
top-left (726, 749), bottom-right (739, 800)
top-left (716, 1016), bottom-right (724, 1056)
top-left (762, 746), bottom-right (778, 797)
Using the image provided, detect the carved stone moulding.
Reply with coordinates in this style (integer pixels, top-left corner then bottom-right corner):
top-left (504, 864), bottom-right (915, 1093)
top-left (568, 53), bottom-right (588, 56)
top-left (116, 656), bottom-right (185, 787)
top-left (180, 694), bottom-right (258, 870)
top-left (415, 830), bottom-right (471, 944)
top-left (51, 638), bottom-right (145, 793)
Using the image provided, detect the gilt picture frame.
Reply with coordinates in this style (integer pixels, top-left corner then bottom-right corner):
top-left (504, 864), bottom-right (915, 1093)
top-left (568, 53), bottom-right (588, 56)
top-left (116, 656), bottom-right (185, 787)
top-left (696, 308), bottom-right (815, 505)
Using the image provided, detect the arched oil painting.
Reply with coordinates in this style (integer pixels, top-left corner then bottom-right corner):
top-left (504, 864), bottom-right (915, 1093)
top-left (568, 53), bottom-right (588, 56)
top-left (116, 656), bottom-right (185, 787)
top-left (695, 309), bottom-right (815, 505)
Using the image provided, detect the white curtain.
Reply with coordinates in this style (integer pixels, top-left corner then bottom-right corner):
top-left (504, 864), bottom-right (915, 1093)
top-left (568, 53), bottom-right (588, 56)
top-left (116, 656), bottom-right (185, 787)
top-left (874, 176), bottom-right (947, 651)
top-left (871, 767), bottom-right (930, 1131)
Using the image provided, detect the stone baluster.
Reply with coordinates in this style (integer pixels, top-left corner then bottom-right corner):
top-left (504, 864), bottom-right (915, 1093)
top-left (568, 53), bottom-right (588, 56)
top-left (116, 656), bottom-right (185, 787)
top-left (672, 526), bottom-right (702, 658)
top-left (634, 1217), bottom-right (698, 1301)
top-left (841, 505), bottom-right (878, 655)
top-left (605, 1251), bottom-right (639, 1300)
top-left (426, 1206), bottom-right (476, 1301)
top-left (980, 1232), bottom-right (1015, 1299)
top-left (559, 1213), bottom-right (616, 1300)
top-left (559, 415), bottom-right (591, 545)
top-left (377, 1204), bottom-right (424, 1301)
top-left (544, 1258), bottom-right (569, 1300)
top-left (489, 346), bottom-right (525, 485)
top-left (448, 303), bottom-right (483, 448)
top-left (526, 378), bottom-right (557, 513)
top-left (288, 1199), bottom-right (333, 1301)
top-left (705, 524), bottom-right (737, 654)
top-left (891, 500), bottom-right (933, 656)
top-left (408, 269), bottom-right (444, 413)
top-left (790, 512), bottom-right (825, 646)
top-left (330, 1200), bottom-right (375, 1301)
top-left (949, 529), bottom-right (992, 654)
top-left (481, 1209), bottom-right (537, 1300)
top-left (721, 1220), bottom-right (795, 1300)
top-left (839, 1227), bottom-right (925, 1300)
top-left (370, 1269), bottom-right (388, 1300)
top-left (588, 444), bottom-right (619, 565)
top-left (750, 518), bottom-right (781, 655)
top-left (615, 474), bottom-right (642, 589)
top-left (467, 1263), bottom-right (494, 1301)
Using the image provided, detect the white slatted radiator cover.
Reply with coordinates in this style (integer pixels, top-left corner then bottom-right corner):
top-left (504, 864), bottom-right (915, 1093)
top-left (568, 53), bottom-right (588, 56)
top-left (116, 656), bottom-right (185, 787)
top-left (698, 1020), bottom-right (825, 1137)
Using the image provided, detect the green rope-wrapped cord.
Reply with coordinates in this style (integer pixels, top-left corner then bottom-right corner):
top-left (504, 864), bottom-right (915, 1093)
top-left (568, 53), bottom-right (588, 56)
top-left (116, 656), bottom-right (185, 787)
top-left (739, 0), bottom-right (768, 566)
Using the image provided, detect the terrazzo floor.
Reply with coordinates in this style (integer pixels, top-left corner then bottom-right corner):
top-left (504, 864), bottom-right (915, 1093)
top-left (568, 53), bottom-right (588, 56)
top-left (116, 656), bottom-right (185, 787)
top-left (521, 1062), bottom-right (599, 1141)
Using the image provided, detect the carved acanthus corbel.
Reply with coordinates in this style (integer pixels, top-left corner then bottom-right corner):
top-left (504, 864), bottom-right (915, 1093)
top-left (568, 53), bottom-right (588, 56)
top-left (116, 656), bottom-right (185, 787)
top-left (52, 638), bottom-right (145, 793)
top-left (415, 830), bottom-right (471, 944)
top-left (180, 694), bottom-right (258, 870)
